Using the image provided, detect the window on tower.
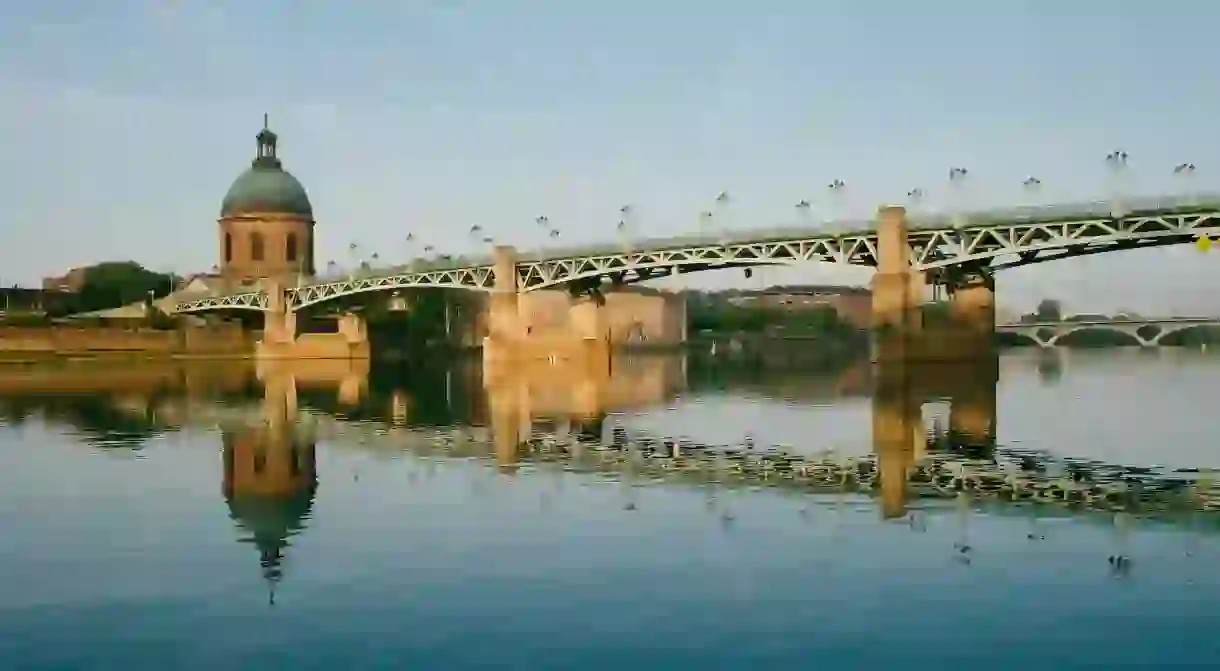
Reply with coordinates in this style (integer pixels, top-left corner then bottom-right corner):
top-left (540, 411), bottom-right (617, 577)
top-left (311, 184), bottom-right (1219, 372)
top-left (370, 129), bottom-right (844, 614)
top-left (286, 232), bottom-right (298, 262)
top-left (224, 232), bottom-right (233, 264)
top-left (251, 232), bottom-right (265, 262)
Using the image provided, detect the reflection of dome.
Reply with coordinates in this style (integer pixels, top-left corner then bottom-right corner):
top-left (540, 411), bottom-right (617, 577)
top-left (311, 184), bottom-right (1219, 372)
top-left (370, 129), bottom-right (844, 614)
top-left (225, 485), bottom-right (317, 591)
top-left (219, 117), bottom-right (313, 218)
top-left (222, 430), bottom-right (318, 605)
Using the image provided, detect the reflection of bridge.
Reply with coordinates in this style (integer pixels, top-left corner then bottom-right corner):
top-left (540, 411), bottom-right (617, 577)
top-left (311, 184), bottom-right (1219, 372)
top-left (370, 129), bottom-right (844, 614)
top-left (134, 357), bottom-right (1220, 522)
top-left (12, 352), bottom-right (1220, 603)
top-left (16, 352), bottom-right (1220, 522)
top-left (174, 195), bottom-right (1220, 314)
top-left (998, 317), bottom-right (1220, 347)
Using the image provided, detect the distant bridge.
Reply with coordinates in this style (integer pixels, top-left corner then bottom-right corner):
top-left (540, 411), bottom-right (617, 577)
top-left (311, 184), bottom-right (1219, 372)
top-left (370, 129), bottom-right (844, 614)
top-left (174, 194), bottom-right (1220, 313)
top-left (997, 317), bottom-right (1220, 347)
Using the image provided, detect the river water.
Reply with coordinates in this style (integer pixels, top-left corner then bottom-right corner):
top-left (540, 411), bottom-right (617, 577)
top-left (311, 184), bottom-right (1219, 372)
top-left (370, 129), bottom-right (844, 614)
top-left (1, 349), bottom-right (1218, 669)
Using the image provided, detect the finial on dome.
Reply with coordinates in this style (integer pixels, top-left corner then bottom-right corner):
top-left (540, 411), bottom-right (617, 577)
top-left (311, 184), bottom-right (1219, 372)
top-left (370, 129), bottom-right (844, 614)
top-left (253, 114), bottom-right (281, 167)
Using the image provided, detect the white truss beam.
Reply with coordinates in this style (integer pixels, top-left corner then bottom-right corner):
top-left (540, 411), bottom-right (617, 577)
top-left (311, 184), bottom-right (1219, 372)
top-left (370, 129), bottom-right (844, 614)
top-left (173, 202), bottom-right (1220, 314)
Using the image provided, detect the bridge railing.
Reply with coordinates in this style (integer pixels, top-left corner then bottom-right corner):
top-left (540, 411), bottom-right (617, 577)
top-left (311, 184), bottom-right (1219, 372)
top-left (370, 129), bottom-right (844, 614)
top-left (292, 192), bottom-right (1220, 289)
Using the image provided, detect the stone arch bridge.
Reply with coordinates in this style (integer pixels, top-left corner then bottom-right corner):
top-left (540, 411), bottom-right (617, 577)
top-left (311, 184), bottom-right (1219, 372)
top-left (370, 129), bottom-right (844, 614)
top-left (997, 317), bottom-right (1220, 347)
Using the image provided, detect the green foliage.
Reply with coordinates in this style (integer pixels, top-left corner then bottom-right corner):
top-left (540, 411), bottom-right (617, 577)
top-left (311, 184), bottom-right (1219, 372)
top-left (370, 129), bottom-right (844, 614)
top-left (1161, 325), bottom-right (1220, 346)
top-left (689, 303), bottom-right (777, 333)
top-left (365, 291), bottom-right (458, 352)
top-left (1035, 298), bottom-right (1062, 322)
top-left (48, 262), bottom-right (178, 317)
top-left (920, 301), bottom-right (952, 326)
top-left (689, 302), bottom-right (860, 339)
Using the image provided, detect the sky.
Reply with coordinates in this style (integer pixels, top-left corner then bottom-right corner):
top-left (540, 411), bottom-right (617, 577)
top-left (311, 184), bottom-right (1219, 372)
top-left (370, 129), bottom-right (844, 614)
top-left (1, 0), bottom-right (1218, 315)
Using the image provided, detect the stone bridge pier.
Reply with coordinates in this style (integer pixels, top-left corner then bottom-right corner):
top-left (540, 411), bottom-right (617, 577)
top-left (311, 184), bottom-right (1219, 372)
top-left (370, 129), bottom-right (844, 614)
top-left (257, 281), bottom-right (371, 361)
top-left (483, 245), bottom-right (612, 380)
top-left (871, 355), bottom-right (999, 519)
top-left (871, 206), bottom-right (995, 363)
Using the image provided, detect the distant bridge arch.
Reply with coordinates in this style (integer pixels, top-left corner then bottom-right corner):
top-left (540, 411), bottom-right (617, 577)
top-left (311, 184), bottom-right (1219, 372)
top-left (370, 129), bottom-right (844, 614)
top-left (998, 318), bottom-right (1220, 348)
top-left (1050, 327), bottom-right (1145, 348)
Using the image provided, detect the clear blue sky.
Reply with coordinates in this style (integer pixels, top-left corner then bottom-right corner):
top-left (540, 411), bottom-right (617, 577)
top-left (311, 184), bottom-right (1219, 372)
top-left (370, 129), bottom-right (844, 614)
top-left (1, 0), bottom-right (1217, 313)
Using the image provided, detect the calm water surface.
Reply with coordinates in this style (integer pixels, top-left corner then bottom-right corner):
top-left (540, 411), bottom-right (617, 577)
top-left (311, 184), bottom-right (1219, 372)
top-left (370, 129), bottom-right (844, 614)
top-left (1, 349), bottom-right (1219, 669)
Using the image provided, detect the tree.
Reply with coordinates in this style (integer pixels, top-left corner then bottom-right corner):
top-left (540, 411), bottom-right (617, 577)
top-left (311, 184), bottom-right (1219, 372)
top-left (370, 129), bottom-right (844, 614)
top-left (46, 262), bottom-right (178, 317)
top-left (1035, 299), bottom-right (1062, 322)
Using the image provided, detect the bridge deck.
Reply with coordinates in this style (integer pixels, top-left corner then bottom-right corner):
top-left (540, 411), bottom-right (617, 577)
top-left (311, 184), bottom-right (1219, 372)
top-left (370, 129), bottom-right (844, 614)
top-left (1000, 317), bottom-right (1220, 329)
top-left (173, 192), bottom-right (1220, 310)
top-left (292, 193), bottom-right (1220, 284)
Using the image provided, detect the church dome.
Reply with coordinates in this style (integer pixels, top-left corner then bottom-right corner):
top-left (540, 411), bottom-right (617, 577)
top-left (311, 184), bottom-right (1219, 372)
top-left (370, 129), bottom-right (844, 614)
top-left (220, 117), bottom-right (313, 219)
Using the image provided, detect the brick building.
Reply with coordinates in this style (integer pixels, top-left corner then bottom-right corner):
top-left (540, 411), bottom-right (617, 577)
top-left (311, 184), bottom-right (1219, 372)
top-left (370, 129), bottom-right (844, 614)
top-left (718, 284), bottom-right (873, 329)
top-left (41, 267), bottom-right (88, 293)
top-left (216, 115), bottom-right (316, 289)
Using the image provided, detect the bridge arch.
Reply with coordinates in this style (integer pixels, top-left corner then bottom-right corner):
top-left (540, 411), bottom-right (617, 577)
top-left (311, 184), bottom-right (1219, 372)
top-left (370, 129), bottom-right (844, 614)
top-left (175, 292), bottom-right (269, 314)
top-left (521, 257), bottom-right (788, 292)
top-left (915, 217), bottom-right (1219, 273)
top-left (1050, 326), bottom-right (1146, 348)
top-left (290, 280), bottom-right (490, 312)
top-left (174, 203), bottom-right (1220, 312)
top-left (998, 330), bottom-right (1044, 347)
top-left (1152, 323), bottom-right (1220, 346)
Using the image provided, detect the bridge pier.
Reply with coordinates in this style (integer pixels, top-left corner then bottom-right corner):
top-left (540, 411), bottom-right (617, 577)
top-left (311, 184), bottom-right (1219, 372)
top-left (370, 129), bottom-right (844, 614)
top-left (483, 245), bottom-right (612, 382)
top-left (949, 282), bottom-right (996, 342)
top-left (870, 206), bottom-right (996, 363)
top-left (255, 281), bottom-right (371, 360)
top-left (870, 206), bottom-right (925, 361)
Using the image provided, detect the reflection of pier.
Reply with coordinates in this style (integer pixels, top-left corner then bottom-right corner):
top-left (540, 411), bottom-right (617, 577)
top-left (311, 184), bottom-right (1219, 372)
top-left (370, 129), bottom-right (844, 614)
top-left (246, 354), bottom-right (1212, 523)
top-left (484, 354), bottom-right (686, 470)
top-left (9, 352), bottom-right (1220, 530)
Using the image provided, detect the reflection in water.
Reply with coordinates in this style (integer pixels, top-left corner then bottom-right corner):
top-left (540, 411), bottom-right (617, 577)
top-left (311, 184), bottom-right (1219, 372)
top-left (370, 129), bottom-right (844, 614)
top-left (4, 351), bottom-right (1219, 528)
top-left (4, 349), bottom-right (1220, 666)
top-left (221, 428), bottom-right (317, 605)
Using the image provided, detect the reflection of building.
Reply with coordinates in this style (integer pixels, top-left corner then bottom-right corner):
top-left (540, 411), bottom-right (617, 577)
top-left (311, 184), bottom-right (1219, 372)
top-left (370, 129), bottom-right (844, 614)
top-left (217, 116), bottom-right (316, 287)
top-left (221, 428), bottom-right (317, 604)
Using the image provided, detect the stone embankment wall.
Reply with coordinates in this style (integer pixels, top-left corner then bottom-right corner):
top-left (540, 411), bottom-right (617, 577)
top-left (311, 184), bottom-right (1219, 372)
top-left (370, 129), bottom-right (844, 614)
top-left (0, 325), bottom-right (258, 358)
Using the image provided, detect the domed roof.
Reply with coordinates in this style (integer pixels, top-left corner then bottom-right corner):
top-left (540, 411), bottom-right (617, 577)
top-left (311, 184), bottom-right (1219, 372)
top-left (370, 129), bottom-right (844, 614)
top-left (220, 116), bottom-right (313, 219)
